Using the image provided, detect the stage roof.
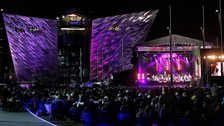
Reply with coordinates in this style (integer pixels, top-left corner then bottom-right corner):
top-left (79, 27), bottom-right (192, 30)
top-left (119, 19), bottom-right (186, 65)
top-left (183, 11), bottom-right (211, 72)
top-left (141, 34), bottom-right (214, 47)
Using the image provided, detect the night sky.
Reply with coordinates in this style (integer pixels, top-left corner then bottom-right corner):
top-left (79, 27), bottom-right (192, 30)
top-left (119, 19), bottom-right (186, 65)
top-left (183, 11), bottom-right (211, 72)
top-left (0, 0), bottom-right (222, 45)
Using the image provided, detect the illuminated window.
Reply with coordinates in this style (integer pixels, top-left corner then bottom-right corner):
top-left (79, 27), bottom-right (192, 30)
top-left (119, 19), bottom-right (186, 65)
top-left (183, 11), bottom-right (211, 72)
top-left (65, 14), bottom-right (82, 22)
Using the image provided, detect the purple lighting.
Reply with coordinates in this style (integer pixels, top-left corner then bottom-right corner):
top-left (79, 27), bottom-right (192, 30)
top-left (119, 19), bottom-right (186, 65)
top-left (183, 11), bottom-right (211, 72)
top-left (3, 13), bottom-right (58, 83)
top-left (90, 10), bottom-right (158, 80)
top-left (138, 52), bottom-right (194, 83)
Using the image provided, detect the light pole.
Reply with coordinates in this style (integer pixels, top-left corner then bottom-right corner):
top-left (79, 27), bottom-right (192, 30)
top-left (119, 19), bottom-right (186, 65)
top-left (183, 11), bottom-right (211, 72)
top-left (201, 1), bottom-right (206, 87)
top-left (101, 39), bottom-right (104, 81)
top-left (122, 36), bottom-right (124, 71)
top-left (96, 48), bottom-right (98, 81)
top-left (79, 48), bottom-right (83, 82)
top-left (202, 1), bottom-right (205, 50)
top-left (169, 4), bottom-right (173, 87)
top-left (218, 0), bottom-right (223, 84)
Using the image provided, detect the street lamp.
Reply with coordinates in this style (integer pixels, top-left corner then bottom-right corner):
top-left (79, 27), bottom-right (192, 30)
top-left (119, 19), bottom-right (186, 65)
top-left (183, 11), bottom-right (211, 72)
top-left (201, 1), bottom-right (206, 87)
top-left (218, 0), bottom-right (223, 84)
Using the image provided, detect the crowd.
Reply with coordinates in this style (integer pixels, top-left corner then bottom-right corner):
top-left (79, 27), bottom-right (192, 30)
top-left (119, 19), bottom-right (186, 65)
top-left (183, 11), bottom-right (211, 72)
top-left (1, 83), bottom-right (224, 126)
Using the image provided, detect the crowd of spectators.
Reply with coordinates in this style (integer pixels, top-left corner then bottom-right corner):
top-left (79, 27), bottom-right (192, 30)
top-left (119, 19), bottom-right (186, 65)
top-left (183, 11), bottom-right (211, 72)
top-left (1, 83), bottom-right (224, 126)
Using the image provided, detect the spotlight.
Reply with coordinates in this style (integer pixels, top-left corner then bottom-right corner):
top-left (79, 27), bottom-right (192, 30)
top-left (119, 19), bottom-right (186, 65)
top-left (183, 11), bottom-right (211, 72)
top-left (142, 73), bottom-right (144, 79)
top-left (137, 73), bottom-right (140, 80)
top-left (125, 27), bottom-right (130, 30)
top-left (0, 9), bottom-right (3, 12)
top-left (166, 60), bottom-right (169, 71)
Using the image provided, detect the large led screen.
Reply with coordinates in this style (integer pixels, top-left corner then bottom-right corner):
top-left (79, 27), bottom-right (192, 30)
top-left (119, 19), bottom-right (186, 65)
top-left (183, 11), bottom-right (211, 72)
top-left (138, 52), bottom-right (195, 83)
top-left (3, 13), bottom-right (58, 83)
top-left (211, 62), bottom-right (224, 76)
top-left (90, 10), bottom-right (158, 80)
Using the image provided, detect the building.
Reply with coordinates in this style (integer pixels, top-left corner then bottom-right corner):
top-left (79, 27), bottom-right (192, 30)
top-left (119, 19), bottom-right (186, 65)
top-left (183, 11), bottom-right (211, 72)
top-left (90, 10), bottom-right (158, 81)
top-left (0, 11), bottom-right (12, 84)
top-left (2, 13), bottom-right (58, 85)
top-left (57, 9), bottom-right (91, 86)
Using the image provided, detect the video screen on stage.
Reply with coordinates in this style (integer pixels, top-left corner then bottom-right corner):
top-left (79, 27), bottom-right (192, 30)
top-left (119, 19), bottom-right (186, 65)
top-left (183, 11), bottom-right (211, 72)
top-left (3, 13), bottom-right (58, 83)
top-left (138, 52), bottom-right (195, 83)
top-left (211, 62), bottom-right (224, 76)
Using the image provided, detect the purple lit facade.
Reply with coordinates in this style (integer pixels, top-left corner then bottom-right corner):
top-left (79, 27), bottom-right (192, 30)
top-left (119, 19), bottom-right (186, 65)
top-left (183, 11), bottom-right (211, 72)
top-left (3, 13), bottom-right (58, 83)
top-left (90, 10), bottom-right (158, 80)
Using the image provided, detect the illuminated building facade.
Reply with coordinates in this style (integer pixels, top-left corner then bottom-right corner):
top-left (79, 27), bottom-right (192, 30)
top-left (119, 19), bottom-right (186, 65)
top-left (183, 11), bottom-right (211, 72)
top-left (90, 10), bottom-right (158, 81)
top-left (3, 13), bottom-right (58, 85)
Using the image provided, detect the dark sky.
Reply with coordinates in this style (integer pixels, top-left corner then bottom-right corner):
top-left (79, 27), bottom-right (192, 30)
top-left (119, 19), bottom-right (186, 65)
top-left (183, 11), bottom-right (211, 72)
top-left (0, 0), bottom-right (222, 45)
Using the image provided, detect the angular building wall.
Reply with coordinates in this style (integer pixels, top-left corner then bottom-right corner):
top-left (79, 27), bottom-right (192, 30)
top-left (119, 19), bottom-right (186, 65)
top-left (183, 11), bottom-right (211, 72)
top-left (90, 10), bottom-right (158, 80)
top-left (3, 13), bottom-right (58, 84)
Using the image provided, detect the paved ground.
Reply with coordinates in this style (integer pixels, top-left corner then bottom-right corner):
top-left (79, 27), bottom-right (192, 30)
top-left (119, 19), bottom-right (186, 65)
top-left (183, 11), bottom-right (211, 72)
top-left (0, 108), bottom-right (110, 126)
top-left (0, 109), bottom-right (140, 126)
top-left (38, 114), bottom-right (83, 126)
top-left (0, 109), bottom-right (53, 126)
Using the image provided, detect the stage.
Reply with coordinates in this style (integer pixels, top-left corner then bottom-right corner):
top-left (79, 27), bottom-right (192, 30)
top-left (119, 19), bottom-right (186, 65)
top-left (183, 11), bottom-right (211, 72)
top-left (134, 35), bottom-right (212, 87)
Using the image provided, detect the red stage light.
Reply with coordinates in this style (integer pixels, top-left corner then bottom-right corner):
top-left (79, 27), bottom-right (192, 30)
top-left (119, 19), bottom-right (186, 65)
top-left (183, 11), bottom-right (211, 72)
top-left (177, 58), bottom-right (181, 70)
top-left (166, 60), bottom-right (169, 71)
